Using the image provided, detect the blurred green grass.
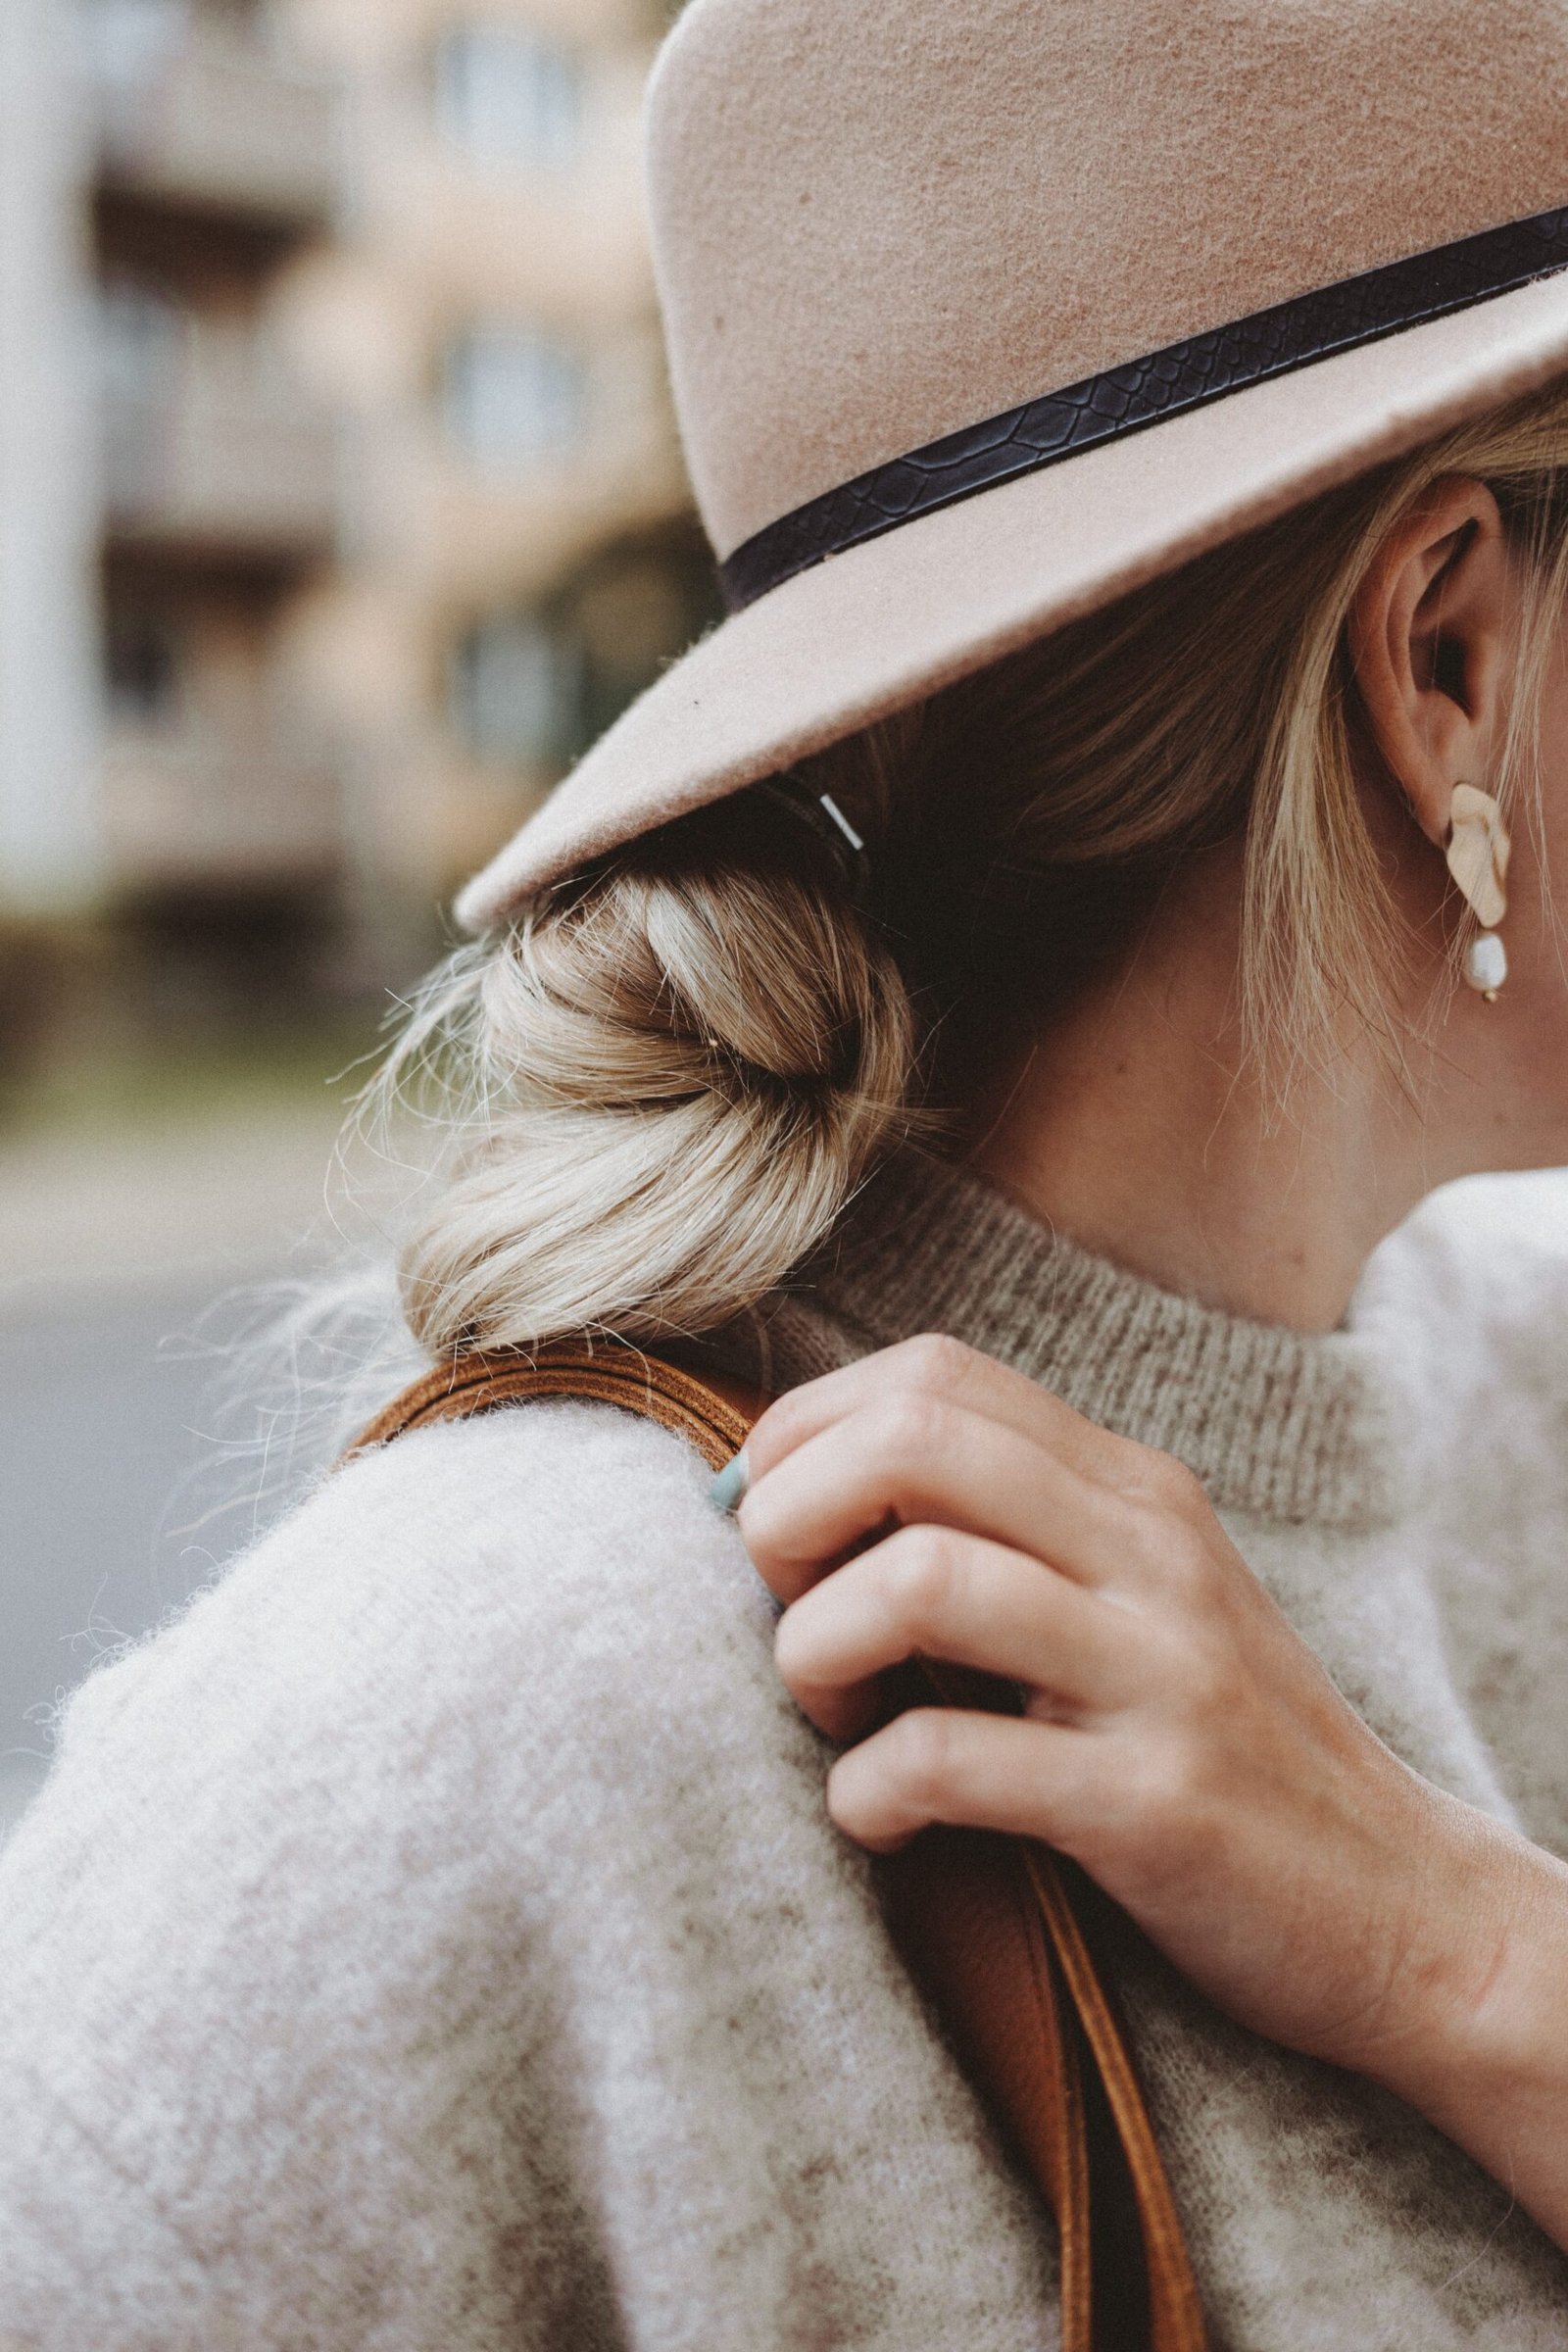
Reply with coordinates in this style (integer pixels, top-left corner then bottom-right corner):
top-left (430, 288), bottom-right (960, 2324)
top-left (0, 1011), bottom-right (387, 1142)
top-left (0, 901), bottom-right (428, 1146)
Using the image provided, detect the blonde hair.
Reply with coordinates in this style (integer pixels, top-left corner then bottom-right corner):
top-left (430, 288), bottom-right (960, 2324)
top-left (379, 378), bottom-right (1568, 1361)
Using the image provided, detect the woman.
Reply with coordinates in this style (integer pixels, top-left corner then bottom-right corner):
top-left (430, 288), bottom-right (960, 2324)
top-left (5, 0), bottom-right (1568, 2344)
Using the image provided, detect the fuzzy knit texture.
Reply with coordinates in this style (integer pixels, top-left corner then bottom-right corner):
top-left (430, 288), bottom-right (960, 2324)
top-left (3, 1152), bottom-right (1568, 2349)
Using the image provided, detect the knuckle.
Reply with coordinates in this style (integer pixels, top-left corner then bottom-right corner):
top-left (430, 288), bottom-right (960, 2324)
top-left (892, 1331), bottom-right (977, 1399)
top-left (1164, 1523), bottom-right (1219, 1595)
top-left (1119, 1499), bottom-right (1171, 1582)
top-left (1139, 1450), bottom-right (1208, 1518)
top-left (1086, 1720), bottom-right (1225, 1874)
top-left (1129, 1505), bottom-right (1219, 1603)
top-left (867, 1389), bottom-right (950, 1465)
top-left (750, 1387), bottom-right (809, 1463)
top-left (885, 1707), bottom-right (957, 1811)
top-left (881, 1526), bottom-right (960, 1637)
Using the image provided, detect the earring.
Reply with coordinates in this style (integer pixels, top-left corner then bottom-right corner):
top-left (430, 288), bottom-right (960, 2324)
top-left (1446, 783), bottom-right (1511, 1002)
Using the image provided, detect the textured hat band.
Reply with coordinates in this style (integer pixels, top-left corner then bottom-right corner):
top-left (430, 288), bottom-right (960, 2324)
top-left (718, 208), bottom-right (1568, 613)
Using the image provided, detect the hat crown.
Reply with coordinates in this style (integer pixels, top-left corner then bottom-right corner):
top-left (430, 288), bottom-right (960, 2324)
top-left (647, 0), bottom-right (1568, 560)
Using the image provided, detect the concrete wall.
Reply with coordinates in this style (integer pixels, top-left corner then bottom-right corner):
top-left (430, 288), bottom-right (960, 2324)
top-left (0, 0), bottom-right (101, 916)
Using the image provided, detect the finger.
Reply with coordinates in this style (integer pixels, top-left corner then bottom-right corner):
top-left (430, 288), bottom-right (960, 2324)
top-left (825, 1706), bottom-right (1100, 1851)
top-left (745, 1331), bottom-right (1157, 1495)
top-left (739, 1392), bottom-right (1142, 1603)
top-left (775, 1524), bottom-right (1134, 1740)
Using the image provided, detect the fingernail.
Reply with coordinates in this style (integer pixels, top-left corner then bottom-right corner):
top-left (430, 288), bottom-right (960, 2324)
top-left (708, 1447), bottom-right (750, 1514)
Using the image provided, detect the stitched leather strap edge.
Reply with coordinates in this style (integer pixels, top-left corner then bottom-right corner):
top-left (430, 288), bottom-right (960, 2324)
top-left (719, 205), bottom-right (1568, 611)
top-left (345, 1345), bottom-right (760, 1472)
top-left (1024, 1849), bottom-right (1207, 2350)
top-left (920, 1658), bottom-right (1204, 2346)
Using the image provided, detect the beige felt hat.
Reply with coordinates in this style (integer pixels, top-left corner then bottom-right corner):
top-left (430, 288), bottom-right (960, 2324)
top-left (458, 0), bottom-right (1568, 932)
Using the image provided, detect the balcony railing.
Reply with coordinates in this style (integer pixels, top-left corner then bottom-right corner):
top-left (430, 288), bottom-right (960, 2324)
top-left (100, 730), bottom-right (341, 888)
top-left (103, 335), bottom-right (340, 563)
top-left (90, 26), bottom-right (339, 230)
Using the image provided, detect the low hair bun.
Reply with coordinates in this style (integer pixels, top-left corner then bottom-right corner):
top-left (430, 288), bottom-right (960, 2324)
top-left (387, 798), bottom-right (918, 1359)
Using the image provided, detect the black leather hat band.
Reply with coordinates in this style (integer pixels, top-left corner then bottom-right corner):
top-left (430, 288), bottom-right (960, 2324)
top-left (718, 207), bottom-right (1568, 613)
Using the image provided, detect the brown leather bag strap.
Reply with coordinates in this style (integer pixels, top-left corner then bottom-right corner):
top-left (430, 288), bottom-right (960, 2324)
top-left (881, 1822), bottom-right (1096, 2346)
top-left (1022, 1846), bottom-right (1206, 2351)
top-left (348, 1344), bottom-right (764, 1468)
top-left (347, 1343), bottom-right (1205, 2352)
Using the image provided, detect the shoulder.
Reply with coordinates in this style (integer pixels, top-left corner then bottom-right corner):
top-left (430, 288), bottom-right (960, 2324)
top-left (0, 1398), bottom-right (812, 2157)
top-left (4, 1398), bottom-right (803, 1998)
top-left (326, 1392), bottom-right (761, 1642)
top-left (47, 1398), bottom-right (782, 1817)
top-left (0, 1404), bottom-right (841, 2332)
top-left (1353, 1171), bottom-right (1568, 1437)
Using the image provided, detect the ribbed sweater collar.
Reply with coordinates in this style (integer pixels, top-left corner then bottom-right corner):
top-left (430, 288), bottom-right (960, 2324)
top-left (767, 1152), bottom-right (1407, 1534)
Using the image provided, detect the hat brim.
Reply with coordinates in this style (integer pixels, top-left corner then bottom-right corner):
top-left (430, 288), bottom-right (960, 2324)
top-left (458, 272), bottom-right (1568, 931)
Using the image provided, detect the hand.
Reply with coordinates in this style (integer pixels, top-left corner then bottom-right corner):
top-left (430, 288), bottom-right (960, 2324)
top-left (732, 1333), bottom-right (1524, 2094)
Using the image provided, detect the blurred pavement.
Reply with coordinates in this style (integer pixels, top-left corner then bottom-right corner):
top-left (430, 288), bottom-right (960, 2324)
top-left (0, 1106), bottom-right (346, 1308)
top-left (0, 1101), bottom-right (345, 1840)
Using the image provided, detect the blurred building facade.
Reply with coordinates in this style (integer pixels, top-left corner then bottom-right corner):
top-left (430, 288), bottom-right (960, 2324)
top-left (0, 0), bottom-right (709, 1013)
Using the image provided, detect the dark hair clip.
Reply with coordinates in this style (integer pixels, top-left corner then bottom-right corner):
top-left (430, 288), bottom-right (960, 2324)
top-left (751, 774), bottom-right (872, 901)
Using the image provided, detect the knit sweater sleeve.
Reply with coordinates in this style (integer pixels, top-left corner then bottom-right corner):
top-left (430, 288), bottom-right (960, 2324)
top-left (0, 1403), bottom-right (793, 2351)
top-left (1356, 1172), bottom-right (1568, 1862)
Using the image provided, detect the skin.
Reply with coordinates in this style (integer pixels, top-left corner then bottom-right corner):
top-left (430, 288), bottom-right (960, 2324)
top-left (732, 476), bottom-right (1568, 2248)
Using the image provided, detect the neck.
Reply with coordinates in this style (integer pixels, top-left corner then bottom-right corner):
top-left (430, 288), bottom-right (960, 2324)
top-left (965, 847), bottom-right (1437, 1333)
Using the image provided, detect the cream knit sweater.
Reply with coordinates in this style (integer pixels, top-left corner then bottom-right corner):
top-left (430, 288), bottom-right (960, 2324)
top-left (3, 1154), bottom-right (1568, 2350)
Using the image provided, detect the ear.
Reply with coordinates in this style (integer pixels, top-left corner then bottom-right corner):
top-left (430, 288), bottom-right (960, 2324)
top-left (1347, 475), bottom-right (1512, 849)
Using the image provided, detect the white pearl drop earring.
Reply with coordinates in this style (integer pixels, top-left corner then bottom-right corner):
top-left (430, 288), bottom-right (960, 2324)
top-left (1446, 783), bottom-right (1511, 1003)
top-left (1462, 929), bottom-right (1507, 999)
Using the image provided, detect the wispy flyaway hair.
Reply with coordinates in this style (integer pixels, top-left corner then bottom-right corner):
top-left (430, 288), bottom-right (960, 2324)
top-left (374, 377), bottom-right (1568, 1364)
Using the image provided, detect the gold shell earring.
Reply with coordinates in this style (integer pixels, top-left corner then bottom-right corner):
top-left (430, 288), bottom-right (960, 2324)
top-left (1446, 783), bottom-right (1511, 1002)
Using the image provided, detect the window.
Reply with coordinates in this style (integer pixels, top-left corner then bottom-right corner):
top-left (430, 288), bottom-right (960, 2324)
top-left (436, 25), bottom-right (582, 172)
top-left (97, 282), bottom-right (182, 404)
top-left (451, 533), bottom-right (724, 774)
top-left (444, 328), bottom-right (586, 472)
top-left (451, 614), bottom-right (579, 767)
top-left (104, 610), bottom-right (181, 723)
